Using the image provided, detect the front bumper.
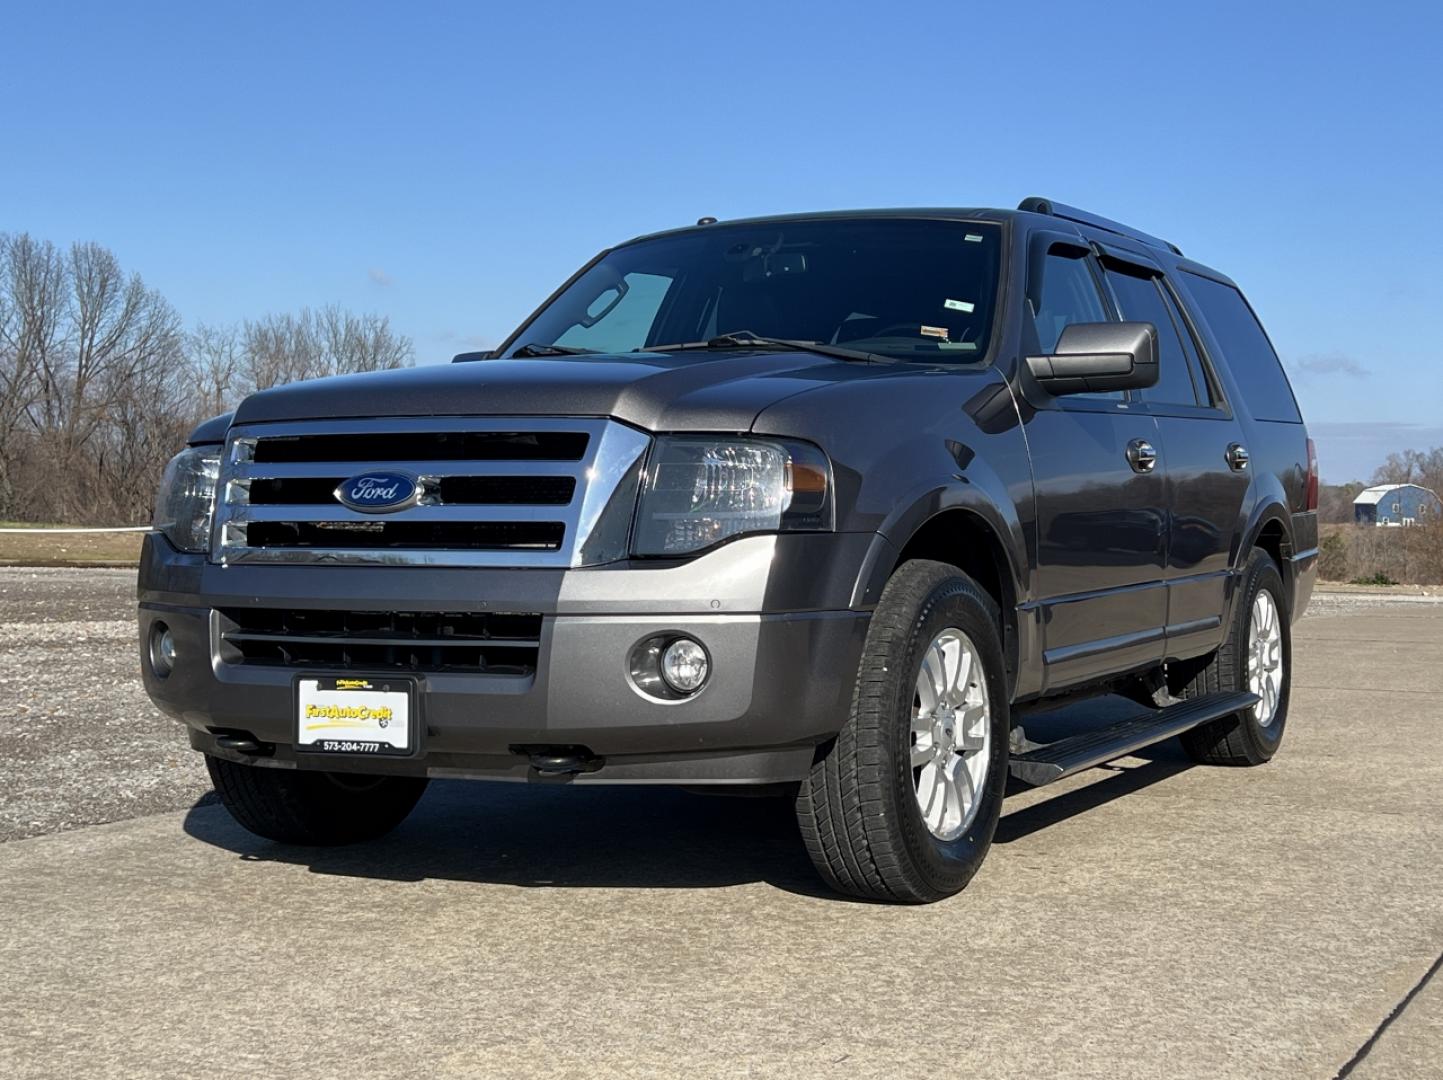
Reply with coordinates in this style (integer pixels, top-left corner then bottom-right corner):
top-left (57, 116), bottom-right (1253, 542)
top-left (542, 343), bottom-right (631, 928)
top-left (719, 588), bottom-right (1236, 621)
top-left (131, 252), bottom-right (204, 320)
top-left (138, 531), bottom-right (877, 784)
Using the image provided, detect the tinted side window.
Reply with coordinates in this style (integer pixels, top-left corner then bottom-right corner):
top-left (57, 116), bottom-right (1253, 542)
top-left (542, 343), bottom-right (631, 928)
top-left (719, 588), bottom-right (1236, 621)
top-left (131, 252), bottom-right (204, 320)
top-left (1102, 266), bottom-right (1198, 406)
top-left (1158, 280), bottom-right (1217, 406)
top-left (1034, 252), bottom-right (1108, 352)
top-left (1183, 274), bottom-right (1301, 422)
top-left (1034, 252), bottom-right (1120, 402)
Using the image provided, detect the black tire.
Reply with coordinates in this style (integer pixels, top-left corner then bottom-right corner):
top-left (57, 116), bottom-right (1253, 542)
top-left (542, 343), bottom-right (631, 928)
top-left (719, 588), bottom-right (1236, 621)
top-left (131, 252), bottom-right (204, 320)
top-left (205, 755), bottom-right (428, 845)
top-left (1179, 548), bottom-right (1291, 766)
top-left (796, 559), bottom-right (1010, 903)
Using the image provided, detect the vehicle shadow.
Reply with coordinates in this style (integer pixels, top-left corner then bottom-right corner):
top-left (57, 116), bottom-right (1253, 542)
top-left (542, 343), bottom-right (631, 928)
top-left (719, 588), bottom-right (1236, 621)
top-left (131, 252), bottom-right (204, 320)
top-left (183, 781), bottom-right (841, 899)
top-left (997, 694), bottom-right (1197, 844)
top-left (182, 701), bottom-right (1197, 897)
top-left (997, 749), bottom-right (1194, 844)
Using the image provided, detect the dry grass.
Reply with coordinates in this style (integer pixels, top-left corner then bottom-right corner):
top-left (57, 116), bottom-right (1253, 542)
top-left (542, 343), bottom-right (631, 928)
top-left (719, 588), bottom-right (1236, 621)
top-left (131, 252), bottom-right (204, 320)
top-left (0, 525), bottom-right (144, 566)
top-left (1319, 521), bottom-right (1443, 585)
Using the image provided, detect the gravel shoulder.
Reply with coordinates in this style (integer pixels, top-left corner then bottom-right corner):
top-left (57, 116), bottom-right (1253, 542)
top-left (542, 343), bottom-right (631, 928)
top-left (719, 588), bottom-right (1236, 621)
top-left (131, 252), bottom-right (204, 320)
top-left (0, 568), bottom-right (212, 841)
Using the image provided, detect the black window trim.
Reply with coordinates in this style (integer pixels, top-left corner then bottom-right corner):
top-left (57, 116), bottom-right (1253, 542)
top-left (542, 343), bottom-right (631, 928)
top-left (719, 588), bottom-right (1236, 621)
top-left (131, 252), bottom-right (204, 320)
top-left (1091, 243), bottom-right (1236, 421)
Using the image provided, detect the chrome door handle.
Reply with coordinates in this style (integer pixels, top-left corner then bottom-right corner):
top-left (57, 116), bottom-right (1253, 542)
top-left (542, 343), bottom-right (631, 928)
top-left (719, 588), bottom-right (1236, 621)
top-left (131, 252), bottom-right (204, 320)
top-left (1226, 443), bottom-right (1250, 471)
top-left (1126, 438), bottom-right (1158, 473)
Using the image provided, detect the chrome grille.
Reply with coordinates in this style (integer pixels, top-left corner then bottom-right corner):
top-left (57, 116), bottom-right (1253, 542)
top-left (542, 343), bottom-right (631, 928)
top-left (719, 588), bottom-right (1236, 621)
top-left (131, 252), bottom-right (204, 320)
top-left (212, 418), bottom-right (651, 567)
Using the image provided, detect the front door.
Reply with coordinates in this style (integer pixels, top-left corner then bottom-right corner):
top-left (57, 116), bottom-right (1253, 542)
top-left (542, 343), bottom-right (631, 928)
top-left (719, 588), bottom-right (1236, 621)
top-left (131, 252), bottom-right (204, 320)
top-left (1021, 243), bottom-right (1169, 692)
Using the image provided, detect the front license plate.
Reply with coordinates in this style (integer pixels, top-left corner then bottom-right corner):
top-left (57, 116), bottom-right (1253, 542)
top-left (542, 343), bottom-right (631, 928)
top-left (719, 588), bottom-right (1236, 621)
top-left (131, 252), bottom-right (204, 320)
top-left (296, 676), bottom-right (415, 756)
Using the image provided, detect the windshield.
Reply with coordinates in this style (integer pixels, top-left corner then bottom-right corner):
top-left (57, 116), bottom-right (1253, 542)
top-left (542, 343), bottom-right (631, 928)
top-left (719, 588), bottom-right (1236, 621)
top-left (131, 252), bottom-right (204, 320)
top-left (502, 219), bottom-right (1003, 363)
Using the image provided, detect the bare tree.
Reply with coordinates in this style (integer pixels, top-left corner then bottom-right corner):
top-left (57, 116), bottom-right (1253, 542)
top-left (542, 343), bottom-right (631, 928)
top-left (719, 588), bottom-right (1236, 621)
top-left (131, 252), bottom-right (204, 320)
top-left (243, 306), bottom-right (412, 392)
top-left (43, 243), bottom-right (183, 474)
top-left (0, 231), bottom-right (415, 524)
top-left (1373, 447), bottom-right (1443, 496)
top-left (189, 322), bottom-right (244, 418)
top-left (0, 234), bottom-right (67, 516)
top-left (1317, 481), bottom-right (1365, 525)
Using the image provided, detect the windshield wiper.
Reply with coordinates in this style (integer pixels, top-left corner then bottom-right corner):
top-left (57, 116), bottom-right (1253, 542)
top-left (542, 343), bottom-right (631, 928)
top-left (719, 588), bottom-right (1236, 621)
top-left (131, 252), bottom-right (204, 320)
top-left (641, 330), bottom-right (893, 365)
top-left (511, 342), bottom-right (598, 358)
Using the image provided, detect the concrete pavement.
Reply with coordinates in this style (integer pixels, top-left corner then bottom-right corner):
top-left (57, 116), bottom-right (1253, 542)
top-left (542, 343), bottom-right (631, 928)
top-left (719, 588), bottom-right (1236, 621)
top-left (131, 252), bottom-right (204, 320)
top-left (1, 603), bottom-right (1440, 1078)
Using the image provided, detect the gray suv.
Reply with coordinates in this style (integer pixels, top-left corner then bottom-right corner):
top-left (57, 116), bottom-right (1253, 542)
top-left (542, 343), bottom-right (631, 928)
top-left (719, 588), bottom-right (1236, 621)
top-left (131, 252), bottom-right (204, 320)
top-left (140, 198), bottom-right (1318, 902)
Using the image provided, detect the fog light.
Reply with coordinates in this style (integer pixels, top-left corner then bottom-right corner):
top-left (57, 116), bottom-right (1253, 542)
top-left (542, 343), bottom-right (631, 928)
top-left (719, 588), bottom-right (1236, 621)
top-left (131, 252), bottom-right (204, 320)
top-left (150, 623), bottom-right (176, 677)
top-left (661, 638), bottom-right (709, 694)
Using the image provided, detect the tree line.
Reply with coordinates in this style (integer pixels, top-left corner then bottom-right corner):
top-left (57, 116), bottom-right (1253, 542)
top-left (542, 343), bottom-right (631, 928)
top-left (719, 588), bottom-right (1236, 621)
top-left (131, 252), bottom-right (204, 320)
top-left (0, 232), bottom-right (413, 525)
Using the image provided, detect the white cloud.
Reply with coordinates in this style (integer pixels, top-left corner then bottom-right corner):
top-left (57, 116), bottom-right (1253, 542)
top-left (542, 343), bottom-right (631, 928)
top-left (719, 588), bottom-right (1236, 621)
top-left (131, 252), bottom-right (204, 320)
top-left (1290, 353), bottom-right (1368, 377)
top-left (367, 267), bottom-right (393, 287)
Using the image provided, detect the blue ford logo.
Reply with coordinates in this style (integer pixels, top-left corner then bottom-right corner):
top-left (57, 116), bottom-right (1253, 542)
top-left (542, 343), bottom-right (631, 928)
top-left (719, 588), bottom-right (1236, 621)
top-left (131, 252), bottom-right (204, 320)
top-left (335, 471), bottom-right (420, 514)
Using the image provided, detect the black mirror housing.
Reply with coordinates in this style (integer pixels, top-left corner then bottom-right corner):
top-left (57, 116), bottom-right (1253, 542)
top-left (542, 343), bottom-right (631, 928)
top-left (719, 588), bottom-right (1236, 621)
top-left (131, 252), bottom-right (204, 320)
top-left (1026, 322), bottom-right (1159, 396)
top-left (451, 350), bottom-right (495, 363)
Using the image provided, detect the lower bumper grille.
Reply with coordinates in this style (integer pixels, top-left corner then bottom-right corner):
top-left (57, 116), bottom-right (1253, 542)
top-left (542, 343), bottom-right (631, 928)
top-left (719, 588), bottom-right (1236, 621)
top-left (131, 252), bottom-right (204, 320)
top-left (217, 608), bottom-right (543, 674)
top-left (245, 520), bottom-right (565, 551)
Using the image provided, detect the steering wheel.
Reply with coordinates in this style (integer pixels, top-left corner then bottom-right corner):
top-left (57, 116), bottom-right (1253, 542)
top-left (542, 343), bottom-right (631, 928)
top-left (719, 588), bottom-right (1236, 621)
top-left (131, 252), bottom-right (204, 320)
top-left (864, 323), bottom-right (930, 339)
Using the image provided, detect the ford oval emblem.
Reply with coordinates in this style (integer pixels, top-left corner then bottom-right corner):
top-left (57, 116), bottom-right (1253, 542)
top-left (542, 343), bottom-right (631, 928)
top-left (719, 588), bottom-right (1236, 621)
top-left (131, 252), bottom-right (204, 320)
top-left (335, 471), bottom-right (420, 514)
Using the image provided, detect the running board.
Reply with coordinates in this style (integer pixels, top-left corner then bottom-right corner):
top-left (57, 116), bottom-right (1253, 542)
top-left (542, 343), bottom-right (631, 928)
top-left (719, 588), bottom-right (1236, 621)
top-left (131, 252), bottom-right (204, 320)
top-left (1008, 691), bottom-right (1259, 787)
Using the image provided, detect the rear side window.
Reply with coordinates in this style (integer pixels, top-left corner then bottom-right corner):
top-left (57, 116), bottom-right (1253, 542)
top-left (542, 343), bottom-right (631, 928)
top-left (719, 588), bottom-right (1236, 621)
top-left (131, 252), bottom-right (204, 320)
top-left (1183, 274), bottom-right (1301, 422)
top-left (1102, 266), bottom-right (1199, 407)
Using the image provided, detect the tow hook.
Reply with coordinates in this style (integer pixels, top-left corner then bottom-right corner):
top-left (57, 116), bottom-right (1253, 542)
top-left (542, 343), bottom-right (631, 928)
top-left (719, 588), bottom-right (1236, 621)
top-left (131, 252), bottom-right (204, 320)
top-left (212, 730), bottom-right (274, 756)
top-left (513, 744), bottom-right (603, 777)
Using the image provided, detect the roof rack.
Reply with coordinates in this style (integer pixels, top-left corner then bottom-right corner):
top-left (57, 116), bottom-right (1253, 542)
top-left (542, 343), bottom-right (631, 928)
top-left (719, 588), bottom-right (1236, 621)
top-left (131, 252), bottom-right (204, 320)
top-left (1018, 197), bottom-right (1182, 257)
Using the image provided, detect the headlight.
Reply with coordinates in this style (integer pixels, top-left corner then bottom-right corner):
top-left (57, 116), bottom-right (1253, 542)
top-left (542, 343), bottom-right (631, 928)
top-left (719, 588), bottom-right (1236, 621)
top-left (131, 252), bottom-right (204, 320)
top-left (632, 436), bottom-right (832, 556)
top-left (153, 446), bottom-right (221, 553)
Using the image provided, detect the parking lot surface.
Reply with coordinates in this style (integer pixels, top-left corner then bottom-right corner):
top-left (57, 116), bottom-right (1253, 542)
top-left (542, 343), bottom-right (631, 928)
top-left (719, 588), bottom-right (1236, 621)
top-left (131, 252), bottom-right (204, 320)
top-left (1, 570), bottom-right (1439, 1078)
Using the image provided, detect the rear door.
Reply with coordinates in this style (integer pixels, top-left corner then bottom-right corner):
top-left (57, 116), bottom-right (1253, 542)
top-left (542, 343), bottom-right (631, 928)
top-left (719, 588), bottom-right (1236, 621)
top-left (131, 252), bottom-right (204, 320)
top-left (1020, 237), bottom-right (1168, 692)
top-left (1096, 247), bottom-right (1248, 662)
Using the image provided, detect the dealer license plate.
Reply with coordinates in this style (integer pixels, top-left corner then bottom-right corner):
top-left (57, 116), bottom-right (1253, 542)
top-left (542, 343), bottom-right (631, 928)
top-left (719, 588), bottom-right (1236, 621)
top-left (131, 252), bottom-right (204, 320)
top-left (296, 676), bottom-right (415, 756)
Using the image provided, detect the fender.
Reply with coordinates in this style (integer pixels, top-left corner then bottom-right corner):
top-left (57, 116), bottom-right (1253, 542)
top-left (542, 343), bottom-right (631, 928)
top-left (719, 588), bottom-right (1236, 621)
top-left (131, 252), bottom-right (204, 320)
top-left (850, 464), bottom-right (1038, 699)
top-left (854, 468), bottom-right (1029, 611)
top-left (1226, 470), bottom-right (1295, 627)
top-left (188, 411), bottom-right (234, 445)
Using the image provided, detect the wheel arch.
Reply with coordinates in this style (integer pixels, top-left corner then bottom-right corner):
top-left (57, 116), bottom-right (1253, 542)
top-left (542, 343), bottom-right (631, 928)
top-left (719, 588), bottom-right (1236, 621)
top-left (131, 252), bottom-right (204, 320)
top-left (1234, 492), bottom-right (1296, 622)
top-left (857, 496), bottom-right (1028, 698)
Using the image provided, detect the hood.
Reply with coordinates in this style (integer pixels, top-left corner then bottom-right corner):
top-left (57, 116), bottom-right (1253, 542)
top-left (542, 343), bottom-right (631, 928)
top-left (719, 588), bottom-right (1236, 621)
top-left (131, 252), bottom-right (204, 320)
top-left (229, 350), bottom-right (887, 433)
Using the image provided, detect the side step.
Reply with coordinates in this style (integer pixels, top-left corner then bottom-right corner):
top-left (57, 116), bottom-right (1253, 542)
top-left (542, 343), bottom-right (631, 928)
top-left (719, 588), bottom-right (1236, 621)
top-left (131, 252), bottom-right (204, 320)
top-left (1008, 691), bottom-right (1258, 787)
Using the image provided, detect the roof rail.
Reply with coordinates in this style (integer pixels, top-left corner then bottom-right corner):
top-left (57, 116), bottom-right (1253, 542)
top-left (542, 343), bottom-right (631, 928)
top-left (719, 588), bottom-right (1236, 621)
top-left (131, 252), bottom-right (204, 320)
top-left (1018, 196), bottom-right (1182, 257)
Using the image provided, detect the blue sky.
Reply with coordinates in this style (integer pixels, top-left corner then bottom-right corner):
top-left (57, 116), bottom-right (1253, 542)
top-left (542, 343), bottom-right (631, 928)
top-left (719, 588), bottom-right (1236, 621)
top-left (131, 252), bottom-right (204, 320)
top-left (3, 0), bottom-right (1440, 481)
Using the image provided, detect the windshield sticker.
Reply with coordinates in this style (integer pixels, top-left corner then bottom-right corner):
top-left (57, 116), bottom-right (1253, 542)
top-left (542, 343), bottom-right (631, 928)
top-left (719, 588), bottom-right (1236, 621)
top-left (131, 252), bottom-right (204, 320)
top-left (944, 298), bottom-right (975, 313)
top-left (920, 325), bottom-right (950, 340)
top-left (964, 233), bottom-right (984, 243)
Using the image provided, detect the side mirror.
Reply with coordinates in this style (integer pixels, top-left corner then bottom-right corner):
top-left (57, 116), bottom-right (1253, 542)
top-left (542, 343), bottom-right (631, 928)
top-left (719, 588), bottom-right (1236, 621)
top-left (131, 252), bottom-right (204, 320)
top-left (1025, 322), bottom-right (1158, 396)
top-left (451, 350), bottom-right (495, 363)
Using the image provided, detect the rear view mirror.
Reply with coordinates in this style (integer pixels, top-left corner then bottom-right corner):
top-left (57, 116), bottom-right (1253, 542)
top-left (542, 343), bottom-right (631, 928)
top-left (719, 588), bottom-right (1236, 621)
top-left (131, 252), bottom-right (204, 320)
top-left (1025, 322), bottom-right (1158, 396)
top-left (742, 252), bottom-right (808, 283)
top-left (577, 270), bottom-right (630, 328)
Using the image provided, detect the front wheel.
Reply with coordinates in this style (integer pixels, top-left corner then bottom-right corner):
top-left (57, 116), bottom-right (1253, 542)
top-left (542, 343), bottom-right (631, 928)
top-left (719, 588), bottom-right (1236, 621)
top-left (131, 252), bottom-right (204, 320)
top-left (205, 755), bottom-right (428, 845)
top-left (796, 559), bottom-right (1009, 903)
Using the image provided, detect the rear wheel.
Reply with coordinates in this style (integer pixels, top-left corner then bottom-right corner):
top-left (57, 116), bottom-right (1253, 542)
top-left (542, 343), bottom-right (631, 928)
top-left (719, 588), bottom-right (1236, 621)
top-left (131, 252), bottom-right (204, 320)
top-left (796, 559), bottom-right (1009, 903)
top-left (1179, 548), bottom-right (1291, 765)
top-left (205, 755), bottom-right (428, 845)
